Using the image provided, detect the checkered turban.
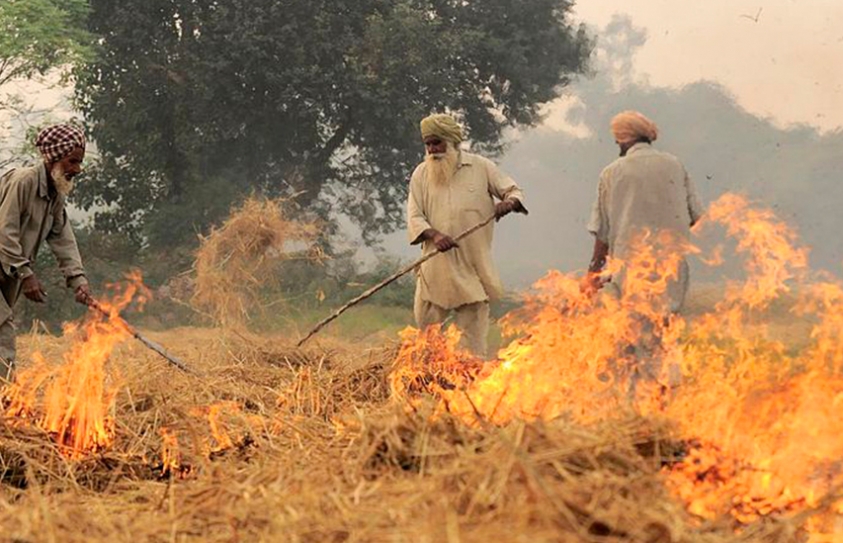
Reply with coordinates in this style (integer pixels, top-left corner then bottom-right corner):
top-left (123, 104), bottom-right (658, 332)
top-left (34, 124), bottom-right (86, 164)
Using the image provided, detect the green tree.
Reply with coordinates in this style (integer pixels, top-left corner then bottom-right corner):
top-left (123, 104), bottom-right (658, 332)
top-left (0, 0), bottom-right (91, 168)
top-left (75, 0), bottom-right (592, 251)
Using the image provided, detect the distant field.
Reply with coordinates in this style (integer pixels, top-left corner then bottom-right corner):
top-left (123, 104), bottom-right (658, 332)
top-left (226, 282), bottom-right (819, 353)
top-left (247, 293), bottom-right (522, 352)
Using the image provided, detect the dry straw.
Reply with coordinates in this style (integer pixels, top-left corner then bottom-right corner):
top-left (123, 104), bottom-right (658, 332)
top-left (2, 195), bottom-right (839, 542)
top-left (191, 197), bottom-right (319, 329)
top-left (0, 328), bottom-right (832, 542)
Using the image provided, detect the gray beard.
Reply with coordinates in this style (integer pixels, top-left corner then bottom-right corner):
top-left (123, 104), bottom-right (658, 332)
top-left (424, 146), bottom-right (459, 185)
top-left (51, 163), bottom-right (74, 196)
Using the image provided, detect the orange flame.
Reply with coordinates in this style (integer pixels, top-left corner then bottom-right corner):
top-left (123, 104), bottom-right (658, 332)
top-left (159, 427), bottom-right (182, 474)
top-left (3, 272), bottom-right (149, 458)
top-left (190, 400), bottom-right (253, 456)
top-left (391, 193), bottom-right (843, 535)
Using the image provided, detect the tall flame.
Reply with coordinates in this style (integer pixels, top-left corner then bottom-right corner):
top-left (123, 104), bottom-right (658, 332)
top-left (3, 272), bottom-right (149, 459)
top-left (391, 193), bottom-right (843, 535)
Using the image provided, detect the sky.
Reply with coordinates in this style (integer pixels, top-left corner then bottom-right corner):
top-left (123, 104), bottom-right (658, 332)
top-left (569, 0), bottom-right (843, 133)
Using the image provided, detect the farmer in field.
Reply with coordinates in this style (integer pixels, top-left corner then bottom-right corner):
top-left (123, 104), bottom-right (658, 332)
top-left (584, 111), bottom-right (703, 392)
top-left (0, 124), bottom-right (93, 384)
top-left (407, 113), bottom-right (526, 359)
top-left (583, 110), bottom-right (703, 310)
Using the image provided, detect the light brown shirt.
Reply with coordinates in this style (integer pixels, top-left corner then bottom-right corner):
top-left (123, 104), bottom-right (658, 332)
top-left (407, 152), bottom-right (525, 309)
top-left (587, 143), bottom-right (703, 311)
top-left (0, 165), bottom-right (87, 315)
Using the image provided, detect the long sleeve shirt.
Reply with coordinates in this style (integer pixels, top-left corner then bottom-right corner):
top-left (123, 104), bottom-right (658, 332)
top-left (587, 142), bottom-right (703, 311)
top-left (407, 152), bottom-right (525, 309)
top-left (0, 164), bottom-right (88, 299)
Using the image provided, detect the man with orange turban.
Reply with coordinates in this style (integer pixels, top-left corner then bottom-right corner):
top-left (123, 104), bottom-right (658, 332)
top-left (585, 110), bottom-right (703, 310)
top-left (0, 124), bottom-right (93, 383)
top-left (407, 113), bottom-right (527, 358)
top-left (584, 111), bottom-right (703, 393)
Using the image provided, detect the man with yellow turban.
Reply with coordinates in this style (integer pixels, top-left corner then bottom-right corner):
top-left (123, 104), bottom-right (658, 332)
top-left (0, 124), bottom-right (94, 383)
top-left (407, 113), bottom-right (526, 358)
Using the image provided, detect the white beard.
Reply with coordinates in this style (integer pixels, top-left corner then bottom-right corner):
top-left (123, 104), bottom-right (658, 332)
top-left (51, 162), bottom-right (74, 196)
top-left (424, 145), bottom-right (460, 185)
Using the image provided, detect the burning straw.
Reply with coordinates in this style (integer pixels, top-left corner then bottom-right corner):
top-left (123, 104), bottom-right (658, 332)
top-left (191, 197), bottom-right (319, 329)
top-left (389, 193), bottom-right (843, 538)
top-left (1, 192), bottom-right (842, 542)
top-left (0, 316), bottom-right (829, 542)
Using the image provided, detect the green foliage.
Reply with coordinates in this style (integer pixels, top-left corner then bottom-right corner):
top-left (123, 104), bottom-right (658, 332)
top-left (0, 0), bottom-right (91, 88)
top-left (0, 0), bottom-right (92, 170)
top-left (74, 0), bottom-right (592, 249)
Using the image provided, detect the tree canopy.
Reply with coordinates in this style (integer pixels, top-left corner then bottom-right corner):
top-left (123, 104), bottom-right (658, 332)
top-left (75, 0), bottom-right (592, 249)
top-left (0, 0), bottom-right (90, 89)
top-left (0, 0), bottom-right (91, 167)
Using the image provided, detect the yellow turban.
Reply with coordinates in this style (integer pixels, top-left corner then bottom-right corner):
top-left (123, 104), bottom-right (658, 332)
top-left (610, 111), bottom-right (659, 145)
top-left (420, 114), bottom-right (464, 144)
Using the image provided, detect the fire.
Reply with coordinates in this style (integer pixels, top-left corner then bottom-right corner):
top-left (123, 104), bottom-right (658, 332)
top-left (390, 325), bottom-right (485, 402)
top-left (391, 193), bottom-right (843, 536)
top-left (2, 272), bottom-right (149, 459)
top-left (406, 228), bottom-right (697, 426)
top-left (207, 401), bottom-right (240, 451)
top-left (159, 427), bottom-right (183, 475)
top-left (190, 400), bottom-right (260, 457)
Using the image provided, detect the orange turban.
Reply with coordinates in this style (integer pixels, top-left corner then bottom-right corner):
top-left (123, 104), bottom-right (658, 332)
top-left (610, 111), bottom-right (658, 145)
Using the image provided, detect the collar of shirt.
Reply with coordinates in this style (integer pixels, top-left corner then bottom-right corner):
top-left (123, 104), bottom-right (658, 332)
top-left (626, 142), bottom-right (652, 157)
top-left (37, 163), bottom-right (50, 199)
top-left (36, 163), bottom-right (59, 201)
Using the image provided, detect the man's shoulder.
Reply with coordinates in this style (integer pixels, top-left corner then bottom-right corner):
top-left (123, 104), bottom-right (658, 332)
top-left (461, 151), bottom-right (493, 168)
top-left (2, 164), bottom-right (40, 189)
top-left (608, 148), bottom-right (684, 174)
top-left (649, 147), bottom-right (683, 165)
top-left (601, 157), bottom-right (625, 178)
top-left (410, 161), bottom-right (427, 184)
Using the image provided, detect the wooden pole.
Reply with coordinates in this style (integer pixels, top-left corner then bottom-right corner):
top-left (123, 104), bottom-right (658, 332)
top-left (297, 214), bottom-right (500, 347)
top-left (88, 299), bottom-right (199, 376)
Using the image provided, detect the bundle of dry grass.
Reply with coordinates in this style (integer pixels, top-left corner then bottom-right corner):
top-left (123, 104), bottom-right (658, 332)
top-left (191, 197), bottom-right (319, 329)
top-left (0, 327), bottom-right (831, 542)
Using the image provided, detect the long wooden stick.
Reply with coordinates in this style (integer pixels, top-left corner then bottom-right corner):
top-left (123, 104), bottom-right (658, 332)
top-left (88, 299), bottom-right (199, 376)
top-left (297, 213), bottom-right (498, 347)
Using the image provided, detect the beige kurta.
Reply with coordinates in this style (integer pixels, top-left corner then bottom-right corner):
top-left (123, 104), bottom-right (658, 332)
top-left (0, 164), bottom-right (88, 371)
top-left (587, 142), bottom-right (703, 312)
top-left (407, 152), bottom-right (525, 310)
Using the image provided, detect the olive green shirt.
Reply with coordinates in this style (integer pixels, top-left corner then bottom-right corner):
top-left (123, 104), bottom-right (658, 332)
top-left (407, 152), bottom-right (525, 310)
top-left (0, 164), bottom-right (87, 320)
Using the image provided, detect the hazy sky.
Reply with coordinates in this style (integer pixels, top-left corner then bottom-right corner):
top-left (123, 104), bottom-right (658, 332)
top-left (570, 1), bottom-right (843, 133)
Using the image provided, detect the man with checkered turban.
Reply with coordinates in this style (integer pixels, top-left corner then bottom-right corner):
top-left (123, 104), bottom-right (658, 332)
top-left (0, 124), bottom-right (93, 383)
top-left (407, 113), bottom-right (528, 358)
